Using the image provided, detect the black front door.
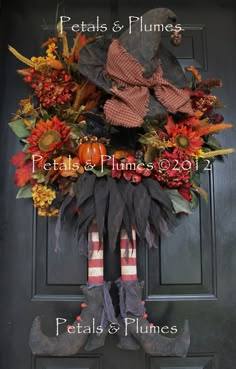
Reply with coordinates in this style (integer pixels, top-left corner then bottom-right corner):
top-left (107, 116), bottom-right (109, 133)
top-left (1, 1), bottom-right (236, 368)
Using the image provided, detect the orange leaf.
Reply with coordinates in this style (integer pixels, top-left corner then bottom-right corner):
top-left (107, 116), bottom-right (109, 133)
top-left (48, 59), bottom-right (64, 70)
top-left (72, 33), bottom-right (95, 62)
top-left (41, 38), bottom-right (58, 48)
top-left (14, 161), bottom-right (33, 187)
top-left (165, 116), bottom-right (176, 135)
top-left (10, 152), bottom-right (27, 167)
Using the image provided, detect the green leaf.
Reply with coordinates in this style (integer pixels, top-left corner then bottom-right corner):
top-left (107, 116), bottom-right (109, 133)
top-left (191, 172), bottom-right (200, 186)
top-left (165, 189), bottom-right (194, 214)
top-left (16, 183), bottom-right (32, 199)
top-left (90, 167), bottom-right (111, 177)
top-left (31, 170), bottom-right (46, 183)
top-left (205, 136), bottom-right (222, 150)
top-left (8, 119), bottom-right (30, 138)
top-left (190, 190), bottom-right (199, 210)
top-left (40, 105), bottom-right (51, 120)
top-left (23, 145), bottom-right (31, 154)
top-left (67, 122), bottom-right (85, 137)
top-left (192, 185), bottom-right (208, 202)
top-left (144, 145), bottom-right (158, 163)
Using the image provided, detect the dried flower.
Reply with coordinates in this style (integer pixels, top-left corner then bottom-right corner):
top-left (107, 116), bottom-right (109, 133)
top-left (186, 65), bottom-right (202, 82)
top-left (32, 184), bottom-right (58, 216)
top-left (25, 68), bottom-right (77, 108)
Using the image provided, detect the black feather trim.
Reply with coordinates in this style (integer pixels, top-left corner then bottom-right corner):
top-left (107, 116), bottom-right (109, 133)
top-left (133, 182), bottom-right (151, 240)
top-left (55, 173), bottom-right (177, 255)
top-left (107, 177), bottom-right (125, 251)
top-left (94, 177), bottom-right (109, 246)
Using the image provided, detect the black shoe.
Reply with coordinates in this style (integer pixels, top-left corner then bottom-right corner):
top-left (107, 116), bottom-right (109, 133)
top-left (29, 282), bottom-right (116, 356)
top-left (116, 278), bottom-right (190, 357)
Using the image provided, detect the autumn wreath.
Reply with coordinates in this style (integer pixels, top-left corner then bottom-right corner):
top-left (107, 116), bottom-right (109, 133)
top-left (9, 31), bottom-right (234, 234)
top-left (8, 7), bottom-right (235, 357)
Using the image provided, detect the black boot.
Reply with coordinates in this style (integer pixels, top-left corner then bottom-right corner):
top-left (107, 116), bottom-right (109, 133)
top-left (116, 278), bottom-right (190, 357)
top-left (85, 282), bottom-right (117, 351)
top-left (29, 282), bottom-right (116, 356)
top-left (116, 315), bottom-right (140, 350)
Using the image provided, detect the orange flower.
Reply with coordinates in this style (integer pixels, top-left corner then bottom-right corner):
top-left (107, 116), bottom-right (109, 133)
top-left (186, 65), bottom-right (202, 82)
top-left (54, 156), bottom-right (84, 177)
top-left (165, 117), bottom-right (204, 156)
top-left (27, 116), bottom-right (71, 167)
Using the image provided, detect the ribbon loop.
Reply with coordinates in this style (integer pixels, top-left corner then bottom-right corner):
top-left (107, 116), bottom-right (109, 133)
top-left (104, 39), bottom-right (194, 128)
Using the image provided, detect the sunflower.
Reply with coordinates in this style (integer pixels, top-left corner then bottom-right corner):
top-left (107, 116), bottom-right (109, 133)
top-left (165, 117), bottom-right (204, 156)
top-left (27, 116), bottom-right (71, 167)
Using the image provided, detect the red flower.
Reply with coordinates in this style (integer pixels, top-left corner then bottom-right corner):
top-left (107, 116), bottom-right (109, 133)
top-left (184, 87), bottom-right (217, 116)
top-left (153, 151), bottom-right (195, 189)
top-left (27, 116), bottom-right (71, 167)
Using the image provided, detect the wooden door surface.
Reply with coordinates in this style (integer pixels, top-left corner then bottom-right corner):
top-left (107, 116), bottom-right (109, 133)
top-left (0, 1), bottom-right (236, 368)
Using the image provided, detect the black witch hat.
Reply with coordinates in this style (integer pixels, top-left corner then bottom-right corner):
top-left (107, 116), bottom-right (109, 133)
top-left (78, 8), bottom-right (192, 123)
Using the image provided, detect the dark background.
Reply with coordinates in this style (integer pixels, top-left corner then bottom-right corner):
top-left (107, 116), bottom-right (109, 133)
top-left (0, 1), bottom-right (236, 369)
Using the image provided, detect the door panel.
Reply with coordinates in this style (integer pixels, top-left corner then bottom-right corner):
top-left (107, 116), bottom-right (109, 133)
top-left (1, 1), bottom-right (236, 369)
top-left (34, 356), bottom-right (103, 369)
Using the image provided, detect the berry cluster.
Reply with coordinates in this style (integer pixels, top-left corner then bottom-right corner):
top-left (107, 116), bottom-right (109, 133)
top-left (108, 154), bottom-right (152, 184)
top-left (24, 68), bottom-right (76, 108)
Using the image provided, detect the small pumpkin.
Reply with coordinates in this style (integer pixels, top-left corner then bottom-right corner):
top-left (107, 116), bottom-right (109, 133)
top-left (78, 142), bottom-right (107, 166)
top-left (113, 149), bottom-right (134, 160)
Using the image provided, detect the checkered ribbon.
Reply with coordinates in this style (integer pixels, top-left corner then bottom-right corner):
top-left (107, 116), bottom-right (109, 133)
top-left (104, 39), bottom-right (194, 127)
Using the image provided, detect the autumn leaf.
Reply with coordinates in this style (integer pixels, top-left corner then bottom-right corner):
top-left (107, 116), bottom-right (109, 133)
top-left (10, 152), bottom-right (27, 167)
top-left (10, 152), bottom-right (34, 187)
top-left (14, 161), bottom-right (33, 187)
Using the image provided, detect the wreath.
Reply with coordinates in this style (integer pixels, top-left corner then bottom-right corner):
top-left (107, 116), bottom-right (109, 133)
top-left (8, 7), bottom-right (234, 358)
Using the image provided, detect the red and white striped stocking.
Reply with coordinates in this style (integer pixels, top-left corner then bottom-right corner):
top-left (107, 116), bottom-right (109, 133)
top-left (88, 222), bottom-right (104, 284)
top-left (120, 227), bottom-right (137, 282)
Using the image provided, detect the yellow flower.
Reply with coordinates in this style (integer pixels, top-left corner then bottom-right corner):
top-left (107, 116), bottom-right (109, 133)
top-left (38, 208), bottom-right (59, 217)
top-left (31, 56), bottom-right (46, 64)
top-left (46, 42), bottom-right (57, 60)
top-left (32, 184), bottom-right (56, 212)
top-left (22, 102), bottom-right (34, 115)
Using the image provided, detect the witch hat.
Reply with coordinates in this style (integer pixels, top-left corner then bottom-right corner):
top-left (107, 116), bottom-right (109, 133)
top-left (78, 8), bottom-right (193, 127)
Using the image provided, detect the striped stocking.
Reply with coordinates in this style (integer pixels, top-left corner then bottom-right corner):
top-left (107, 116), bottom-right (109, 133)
top-left (120, 227), bottom-right (137, 282)
top-left (88, 222), bottom-right (104, 284)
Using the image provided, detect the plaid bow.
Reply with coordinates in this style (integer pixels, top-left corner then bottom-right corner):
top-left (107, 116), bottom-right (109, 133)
top-left (104, 39), bottom-right (194, 128)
